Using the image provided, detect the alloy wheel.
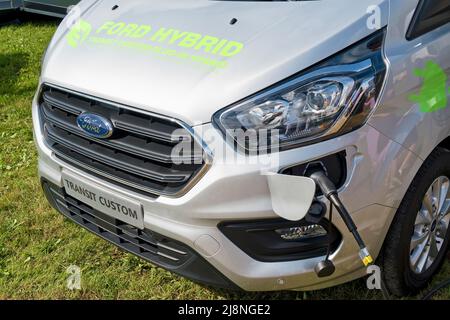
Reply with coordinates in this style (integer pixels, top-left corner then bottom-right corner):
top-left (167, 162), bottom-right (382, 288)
top-left (409, 176), bottom-right (450, 274)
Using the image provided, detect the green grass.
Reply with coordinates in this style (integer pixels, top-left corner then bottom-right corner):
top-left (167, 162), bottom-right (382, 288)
top-left (0, 17), bottom-right (448, 300)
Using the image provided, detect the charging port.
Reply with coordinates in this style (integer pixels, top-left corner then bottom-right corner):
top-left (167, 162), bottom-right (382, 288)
top-left (281, 151), bottom-right (347, 195)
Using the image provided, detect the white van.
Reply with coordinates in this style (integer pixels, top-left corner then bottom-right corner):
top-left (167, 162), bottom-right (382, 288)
top-left (33, 0), bottom-right (450, 296)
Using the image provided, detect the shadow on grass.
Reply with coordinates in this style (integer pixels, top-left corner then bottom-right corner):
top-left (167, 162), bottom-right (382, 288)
top-left (198, 276), bottom-right (382, 300)
top-left (0, 9), bottom-right (20, 27)
top-left (0, 11), bottom-right (61, 98)
top-left (0, 53), bottom-right (29, 96)
top-left (0, 11), bottom-right (60, 27)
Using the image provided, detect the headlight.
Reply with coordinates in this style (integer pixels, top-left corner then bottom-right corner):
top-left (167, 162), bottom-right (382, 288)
top-left (213, 29), bottom-right (387, 153)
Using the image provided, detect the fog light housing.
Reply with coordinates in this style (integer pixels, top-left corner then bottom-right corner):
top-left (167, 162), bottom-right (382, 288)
top-left (219, 218), bottom-right (341, 262)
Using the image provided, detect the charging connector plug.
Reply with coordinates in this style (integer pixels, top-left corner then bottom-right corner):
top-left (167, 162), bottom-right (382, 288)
top-left (309, 170), bottom-right (374, 267)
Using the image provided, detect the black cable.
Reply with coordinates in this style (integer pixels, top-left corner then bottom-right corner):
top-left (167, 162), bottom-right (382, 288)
top-left (328, 193), bottom-right (365, 249)
top-left (325, 204), bottom-right (333, 261)
top-left (421, 278), bottom-right (450, 300)
top-left (308, 169), bottom-right (393, 299)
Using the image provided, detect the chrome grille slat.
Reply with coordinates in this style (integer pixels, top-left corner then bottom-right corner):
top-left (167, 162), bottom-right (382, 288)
top-left (43, 91), bottom-right (82, 115)
top-left (156, 251), bottom-right (180, 262)
top-left (45, 125), bottom-right (191, 183)
top-left (157, 242), bottom-right (188, 255)
top-left (42, 102), bottom-right (202, 163)
top-left (44, 89), bottom-right (189, 144)
top-left (53, 151), bottom-right (167, 196)
top-left (39, 84), bottom-right (207, 196)
top-left (113, 120), bottom-right (189, 144)
top-left (44, 115), bottom-right (174, 163)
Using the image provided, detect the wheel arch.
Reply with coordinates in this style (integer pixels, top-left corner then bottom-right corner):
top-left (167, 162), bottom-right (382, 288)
top-left (437, 136), bottom-right (450, 152)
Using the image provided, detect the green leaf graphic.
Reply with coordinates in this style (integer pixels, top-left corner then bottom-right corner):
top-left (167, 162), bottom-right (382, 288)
top-left (66, 20), bottom-right (92, 48)
top-left (409, 60), bottom-right (448, 113)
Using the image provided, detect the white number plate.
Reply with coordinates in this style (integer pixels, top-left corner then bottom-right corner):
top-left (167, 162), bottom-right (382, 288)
top-left (62, 171), bottom-right (144, 229)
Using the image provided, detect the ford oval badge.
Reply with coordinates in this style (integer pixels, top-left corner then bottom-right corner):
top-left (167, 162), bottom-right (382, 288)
top-left (76, 113), bottom-right (114, 139)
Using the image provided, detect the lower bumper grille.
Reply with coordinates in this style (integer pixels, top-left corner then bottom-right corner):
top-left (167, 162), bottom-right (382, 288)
top-left (45, 181), bottom-right (191, 267)
top-left (41, 179), bottom-right (238, 289)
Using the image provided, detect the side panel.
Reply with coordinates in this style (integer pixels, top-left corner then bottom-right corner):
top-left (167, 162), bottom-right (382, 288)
top-left (369, 0), bottom-right (450, 161)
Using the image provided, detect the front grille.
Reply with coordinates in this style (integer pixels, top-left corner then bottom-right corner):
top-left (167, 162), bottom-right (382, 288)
top-left (43, 181), bottom-right (193, 268)
top-left (38, 84), bottom-right (207, 197)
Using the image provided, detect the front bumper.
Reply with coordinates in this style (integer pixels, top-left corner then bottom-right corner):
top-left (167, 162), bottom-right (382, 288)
top-left (41, 179), bottom-right (239, 290)
top-left (32, 89), bottom-right (423, 291)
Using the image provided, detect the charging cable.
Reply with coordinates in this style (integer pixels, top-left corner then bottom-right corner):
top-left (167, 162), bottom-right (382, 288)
top-left (308, 169), bottom-right (392, 299)
top-left (325, 205), bottom-right (333, 262)
top-left (309, 170), bottom-right (374, 267)
top-left (421, 278), bottom-right (450, 300)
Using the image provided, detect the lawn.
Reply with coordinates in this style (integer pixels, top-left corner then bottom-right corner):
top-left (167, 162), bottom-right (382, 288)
top-left (0, 16), bottom-right (448, 300)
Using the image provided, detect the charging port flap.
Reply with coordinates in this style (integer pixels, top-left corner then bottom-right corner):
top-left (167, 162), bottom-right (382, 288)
top-left (265, 173), bottom-right (316, 221)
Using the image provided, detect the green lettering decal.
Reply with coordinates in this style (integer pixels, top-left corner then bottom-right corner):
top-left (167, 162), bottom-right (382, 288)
top-left (168, 30), bottom-right (188, 44)
top-left (194, 36), bottom-right (219, 53)
top-left (151, 27), bottom-right (173, 42)
top-left (131, 25), bottom-right (152, 38)
top-left (96, 21), bottom-right (114, 34)
top-left (67, 19), bottom-right (246, 69)
top-left (119, 23), bottom-right (139, 37)
top-left (178, 33), bottom-right (202, 48)
top-left (107, 22), bottom-right (126, 35)
top-left (211, 39), bottom-right (228, 54)
top-left (219, 41), bottom-right (244, 57)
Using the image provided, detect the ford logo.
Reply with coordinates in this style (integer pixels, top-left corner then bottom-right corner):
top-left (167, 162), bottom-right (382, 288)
top-left (76, 113), bottom-right (114, 139)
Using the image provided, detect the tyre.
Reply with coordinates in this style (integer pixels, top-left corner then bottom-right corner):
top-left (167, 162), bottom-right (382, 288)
top-left (380, 147), bottom-right (450, 297)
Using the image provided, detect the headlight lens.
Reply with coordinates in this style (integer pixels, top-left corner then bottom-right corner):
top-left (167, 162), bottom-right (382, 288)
top-left (213, 29), bottom-right (387, 153)
top-left (233, 76), bottom-right (354, 141)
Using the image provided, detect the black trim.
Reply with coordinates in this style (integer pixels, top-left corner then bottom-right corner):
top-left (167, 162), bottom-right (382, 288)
top-left (41, 179), bottom-right (240, 291)
top-left (406, 0), bottom-right (450, 40)
top-left (281, 151), bottom-right (347, 195)
top-left (22, 1), bottom-right (69, 15)
top-left (219, 218), bottom-right (341, 263)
